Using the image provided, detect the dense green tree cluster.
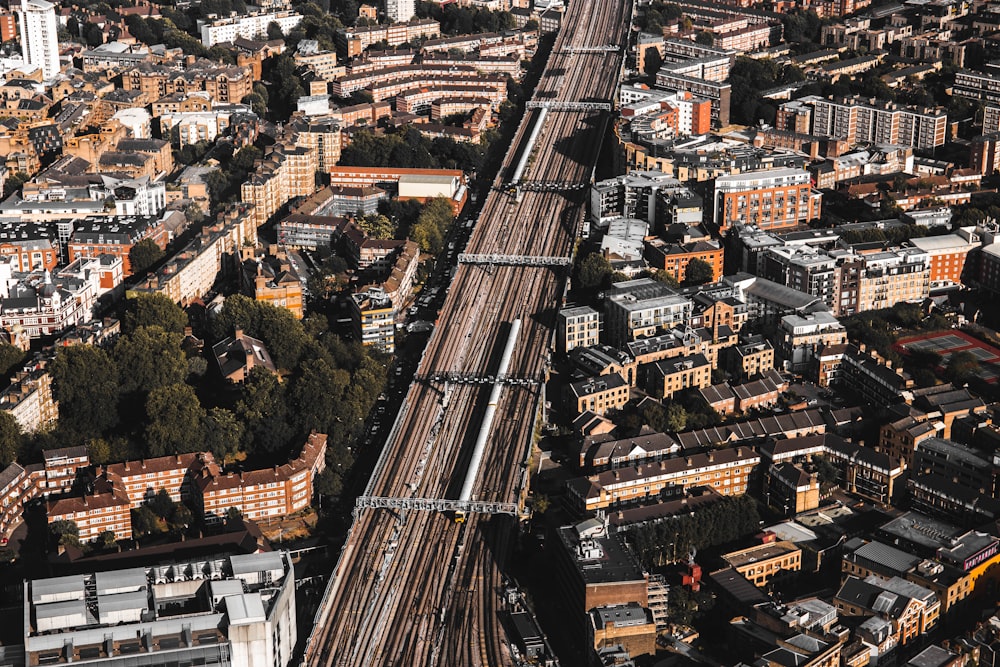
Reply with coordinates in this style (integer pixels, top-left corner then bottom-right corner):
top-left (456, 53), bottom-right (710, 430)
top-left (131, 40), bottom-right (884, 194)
top-left (204, 145), bottom-right (263, 208)
top-left (838, 224), bottom-right (928, 246)
top-left (339, 127), bottom-right (488, 174)
top-left (634, 1), bottom-right (683, 33)
top-left (44, 294), bottom-right (387, 504)
top-left (410, 198), bottom-right (456, 254)
top-left (729, 57), bottom-right (806, 126)
top-left (129, 239), bottom-right (165, 276)
top-left (624, 495), bottom-right (760, 568)
top-left (416, 2), bottom-right (515, 35)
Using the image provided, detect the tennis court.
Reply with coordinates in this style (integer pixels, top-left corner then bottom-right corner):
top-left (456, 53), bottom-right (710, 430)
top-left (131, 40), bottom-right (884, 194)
top-left (897, 331), bottom-right (1000, 383)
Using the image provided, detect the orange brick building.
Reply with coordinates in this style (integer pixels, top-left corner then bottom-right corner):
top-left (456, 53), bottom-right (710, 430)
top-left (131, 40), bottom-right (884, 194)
top-left (644, 239), bottom-right (723, 283)
top-left (194, 433), bottom-right (327, 523)
top-left (909, 231), bottom-right (979, 286)
top-left (46, 485), bottom-right (132, 541)
top-left (67, 216), bottom-right (170, 276)
top-left (102, 453), bottom-right (215, 508)
top-left (0, 240), bottom-right (61, 272)
top-left (713, 168), bottom-right (822, 232)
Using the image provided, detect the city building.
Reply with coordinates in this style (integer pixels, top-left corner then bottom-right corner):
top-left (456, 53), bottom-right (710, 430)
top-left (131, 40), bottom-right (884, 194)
top-left (834, 575), bottom-right (940, 647)
top-left (200, 10), bottom-right (304, 46)
top-left (67, 216), bottom-right (169, 276)
top-left (16, 0), bottom-right (60, 80)
top-left (350, 287), bottom-right (395, 354)
top-left (386, 0), bottom-right (415, 23)
top-left (567, 374), bottom-right (629, 418)
top-left (567, 447), bottom-right (760, 512)
top-left (778, 311), bottom-right (847, 374)
top-left (23, 552), bottom-right (297, 667)
top-left (646, 353), bottom-right (712, 399)
top-left (213, 329), bottom-right (277, 382)
top-left (722, 540), bottom-right (803, 587)
top-left (193, 432), bottom-right (327, 523)
top-left (557, 305), bottom-right (602, 354)
top-left (0, 360), bottom-right (57, 433)
top-left (713, 168), bottom-right (821, 232)
top-left (603, 279), bottom-right (693, 347)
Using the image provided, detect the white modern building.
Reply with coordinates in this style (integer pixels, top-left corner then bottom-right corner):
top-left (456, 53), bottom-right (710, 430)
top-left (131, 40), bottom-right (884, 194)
top-left (16, 0), bottom-right (60, 80)
top-left (386, 0), bottom-right (416, 23)
top-left (23, 552), bottom-right (297, 667)
top-left (199, 10), bottom-right (303, 46)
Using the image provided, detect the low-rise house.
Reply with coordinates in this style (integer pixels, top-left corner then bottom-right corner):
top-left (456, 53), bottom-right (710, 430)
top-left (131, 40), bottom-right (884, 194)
top-left (567, 374), bottom-right (630, 417)
top-left (213, 329), bottom-right (277, 381)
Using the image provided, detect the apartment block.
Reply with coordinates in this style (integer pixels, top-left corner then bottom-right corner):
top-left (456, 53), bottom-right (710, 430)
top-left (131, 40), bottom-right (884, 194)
top-left (909, 228), bottom-right (979, 286)
top-left (276, 212), bottom-right (348, 249)
top-left (986, 105), bottom-right (1000, 135)
top-left (46, 485), bottom-right (132, 541)
top-left (351, 288), bottom-right (395, 353)
top-left (834, 576), bottom-right (940, 647)
top-left (646, 353), bottom-right (712, 399)
top-left (567, 374), bottom-right (630, 418)
top-left (122, 61), bottom-right (254, 104)
top-left (23, 552), bottom-right (296, 667)
top-left (857, 248), bottom-right (930, 313)
top-left (336, 19), bottom-right (440, 57)
top-left (567, 447), bottom-right (760, 512)
top-left (644, 239), bottom-right (723, 284)
top-left (200, 10), bottom-right (303, 46)
top-left (723, 540), bottom-right (802, 587)
top-left (67, 215), bottom-right (169, 276)
top-left (603, 278), bottom-right (694, 347)
top-left (807, 96), bottom-right (948, 149)
top-left (714, 168), bottom-right (821, 232)
top-left (102, 453), bottom-right (215, 509)
top-left (193, 432), bottom-right (327, 523)
top-left (0, 363), bottom-right (57, 433)
top-left (953, 68), bottom-right (1000, 105)
top-left (557, 305), bottom-right (601, 354)
top-left (241, 142), bottom-right (318, 230)
top-left (129, 205), bottom-right (257, 306)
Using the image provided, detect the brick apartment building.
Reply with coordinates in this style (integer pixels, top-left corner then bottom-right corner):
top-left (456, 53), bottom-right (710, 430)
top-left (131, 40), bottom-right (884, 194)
top-left (714, 168), bottom-right (822, 232)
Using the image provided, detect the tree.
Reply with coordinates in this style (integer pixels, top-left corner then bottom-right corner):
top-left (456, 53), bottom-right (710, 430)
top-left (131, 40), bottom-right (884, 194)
top-left (357, 214), bottom-right (397, 240)
top-left (0, 343), bottom-right (24, 378)
top-left (0, 412), bottom-right (21, 468)
top-left (129, 239), bottom-right (165, 275)
top-left (684, 258), bottom-right (715, 286)
top-left (314, 466), bottom-right (343, 499)
top-left (147, 488), bottom-right (176, 519)
top-left (84, 23), bottom-right (104, 47)
top-left (577, 253), bottom-right (612, 291)
top-left (643, 46), bottom-right (663, 78)
top-left (50, 345), bottom-right (119, 438)
top-left (202, 407), bottom-right (245, 463)
top-left (266, 20), bottom-right (284, 40)
top-left (49, 520), bottom-right (80, 549)
top-left (946, 351), bottom-right (980, 383)
top-left (123, 293), bottom-right (188, 334)
top-left (115, 326), bottom-right (188, 395)
top-left (290, 357), bottom-right (351, 434)
top-left (813, 455), bottom-right (839, 486)
top-left (694, 30), bottom-right (714, 45)
top-left (145, 384), bottom-right (206, 457)
top-left (2, 171), bottom-right (29, 199)
top-left (226, 506), bottom-right (244, 524)
top-left (236, 367), bottom-right (294, 453)
top-left (131, 506), bottom-right (161, 536)
top-left (97, 531), bottom-right (118, 549)
top-left (410, 197), bottom-right (455, 254)
top-left (650, 269), bottom-right (679, 287)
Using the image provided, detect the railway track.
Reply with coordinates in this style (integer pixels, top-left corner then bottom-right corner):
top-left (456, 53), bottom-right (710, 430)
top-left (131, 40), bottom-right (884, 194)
top-left (304, 1), bottom-right (633, 664)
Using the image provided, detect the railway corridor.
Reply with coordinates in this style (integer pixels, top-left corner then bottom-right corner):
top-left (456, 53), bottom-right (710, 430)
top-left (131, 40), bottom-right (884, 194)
top-left (305, 0), bottom-right (633, 664)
